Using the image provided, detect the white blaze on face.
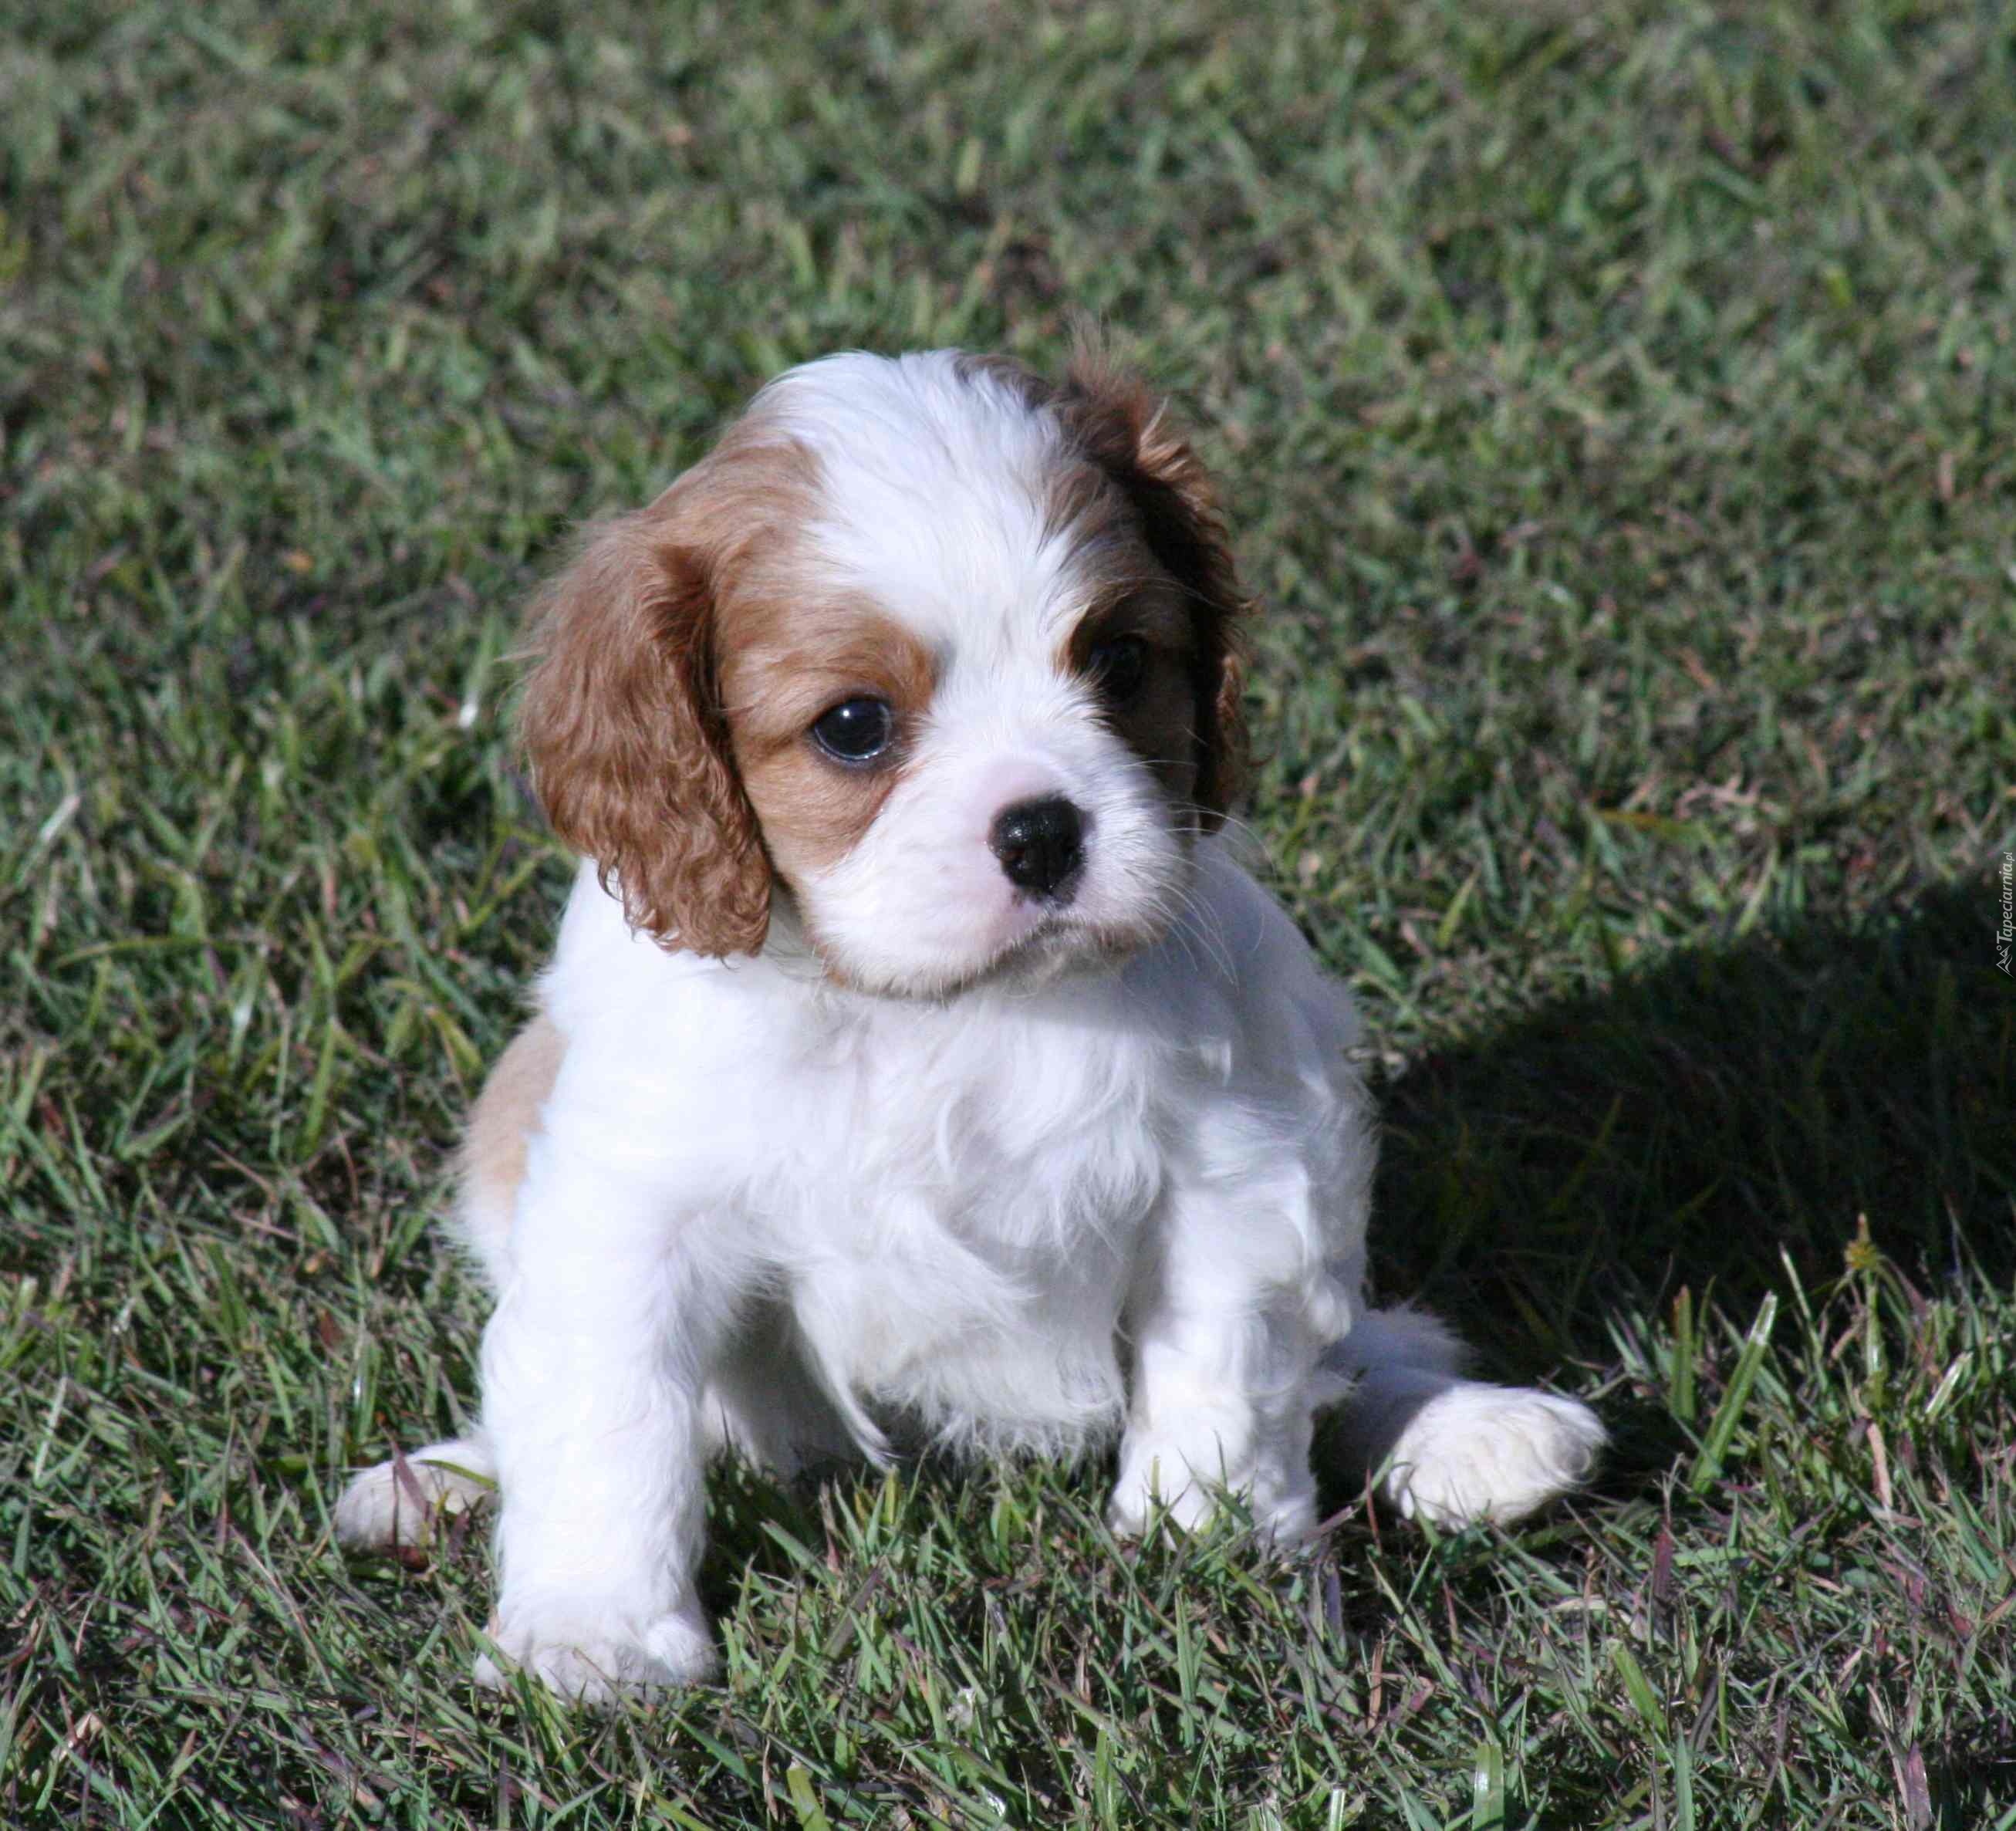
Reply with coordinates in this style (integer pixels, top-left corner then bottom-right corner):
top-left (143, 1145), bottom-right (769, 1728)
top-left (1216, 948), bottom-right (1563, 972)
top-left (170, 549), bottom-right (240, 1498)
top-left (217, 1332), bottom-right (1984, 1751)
top-left (755, 353), bottom-right (1195, 997)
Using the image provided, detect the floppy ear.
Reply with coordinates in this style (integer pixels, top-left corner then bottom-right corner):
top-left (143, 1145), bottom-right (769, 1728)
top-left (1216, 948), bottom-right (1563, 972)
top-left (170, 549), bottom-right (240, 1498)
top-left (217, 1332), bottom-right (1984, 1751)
top-left (518, 500), bottom-right (772, 956)
top-left (1051, 356), bottom-right (1252, 827)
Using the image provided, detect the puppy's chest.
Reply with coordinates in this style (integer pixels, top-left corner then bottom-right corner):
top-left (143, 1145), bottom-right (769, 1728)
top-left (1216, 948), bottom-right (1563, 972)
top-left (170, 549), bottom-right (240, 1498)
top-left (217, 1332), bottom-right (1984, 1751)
top-left (834, 1001), bottom-right (1167, 1235)
top-left (770, 1000), bottom-right (1173, 1366)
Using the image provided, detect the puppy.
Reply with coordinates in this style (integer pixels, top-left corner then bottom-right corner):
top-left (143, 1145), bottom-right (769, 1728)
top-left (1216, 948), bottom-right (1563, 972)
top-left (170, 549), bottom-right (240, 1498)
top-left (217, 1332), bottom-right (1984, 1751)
top-left (336, 350), bottom-right (1604, 1701)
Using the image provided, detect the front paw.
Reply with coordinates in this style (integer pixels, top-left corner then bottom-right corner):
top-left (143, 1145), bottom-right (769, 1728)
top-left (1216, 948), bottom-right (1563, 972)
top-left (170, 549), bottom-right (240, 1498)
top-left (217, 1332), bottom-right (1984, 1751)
top-left (475, 1606), bottom-right (719, 1705)
top-left (1108, 1443), bottom-right (1315, 1542)
top-left (1383, 1385), bottom-right (1606, 1529)
top-left (1108, 1454), bottom-right (1221, 1539)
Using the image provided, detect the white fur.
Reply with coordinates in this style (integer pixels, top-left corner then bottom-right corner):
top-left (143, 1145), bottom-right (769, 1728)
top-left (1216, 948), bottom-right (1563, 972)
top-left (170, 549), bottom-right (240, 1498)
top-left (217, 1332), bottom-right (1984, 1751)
top-left (335, 351), bottom-right (1604, 1704)
top-left (332, 1437), bottom-right (492, 1547)
top-left (763, 354), bottom-right (1194, 997)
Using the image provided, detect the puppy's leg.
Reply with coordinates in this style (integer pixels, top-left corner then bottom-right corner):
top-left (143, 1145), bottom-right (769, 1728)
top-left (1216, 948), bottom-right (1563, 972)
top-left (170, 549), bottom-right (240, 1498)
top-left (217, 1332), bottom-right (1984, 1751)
top-left (1110, 1185), bottom-right (1342, 1542)
top-left (335, 1019), bottom-right (558, 1553)
top-left (334, 1434), bottom-right (495, 1550)
top-left (475, 1134), bottom-right (738, 1705)
top-left (1327, 1309), bottom-right (1606, 1528)
top-left (336, 1024), bottom-right (560, 1549)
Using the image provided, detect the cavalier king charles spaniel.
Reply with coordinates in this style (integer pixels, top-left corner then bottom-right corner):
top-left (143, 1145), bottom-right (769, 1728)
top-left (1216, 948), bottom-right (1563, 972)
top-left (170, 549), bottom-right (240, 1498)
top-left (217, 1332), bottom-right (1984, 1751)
top-left (336, 349), bottom-right (1605, 1701)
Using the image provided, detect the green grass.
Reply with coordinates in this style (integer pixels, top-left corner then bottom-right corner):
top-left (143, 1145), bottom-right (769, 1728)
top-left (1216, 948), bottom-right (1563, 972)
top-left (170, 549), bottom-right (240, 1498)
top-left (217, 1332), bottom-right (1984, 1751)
top-left (5, 0), bottom-right (2015, 1823)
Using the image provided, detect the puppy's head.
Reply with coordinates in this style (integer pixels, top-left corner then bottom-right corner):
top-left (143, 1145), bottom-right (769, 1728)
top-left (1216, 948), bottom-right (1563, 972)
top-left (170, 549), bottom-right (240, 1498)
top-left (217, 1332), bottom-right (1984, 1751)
top-left (521, 350), bottom-right (1250, 997)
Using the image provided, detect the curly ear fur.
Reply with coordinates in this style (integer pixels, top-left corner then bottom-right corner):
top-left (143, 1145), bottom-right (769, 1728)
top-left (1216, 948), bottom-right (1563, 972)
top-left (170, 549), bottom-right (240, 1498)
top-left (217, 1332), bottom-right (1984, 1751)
top-left (1048, 356), bottom-right (1254, 827)
top-left (519, 501), bottom-right (772, 957)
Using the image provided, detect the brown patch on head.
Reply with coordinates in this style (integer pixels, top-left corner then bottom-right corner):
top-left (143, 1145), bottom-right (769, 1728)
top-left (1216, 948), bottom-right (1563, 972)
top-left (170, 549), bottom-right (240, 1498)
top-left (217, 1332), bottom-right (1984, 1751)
top-left (518, 424), bottom-right (822, 955)
top-left (1059, 572), bottom-right (1205, 807)
top-left (962, 349), bottom-right (1253, 829)
top-left (717, 598), bottom-right (936, 882)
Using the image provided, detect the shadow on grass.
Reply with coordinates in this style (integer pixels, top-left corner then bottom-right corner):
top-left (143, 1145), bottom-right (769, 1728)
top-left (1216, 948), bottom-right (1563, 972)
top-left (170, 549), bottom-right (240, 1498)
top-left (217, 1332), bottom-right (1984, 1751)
top-left (1367, 872), bottom-right (2013, 1472)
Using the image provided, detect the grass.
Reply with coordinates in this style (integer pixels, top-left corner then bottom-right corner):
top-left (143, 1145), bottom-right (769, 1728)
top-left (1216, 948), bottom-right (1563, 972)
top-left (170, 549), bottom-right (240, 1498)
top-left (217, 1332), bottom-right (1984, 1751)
top-left (3, 0), bottom-right (2014, 1823)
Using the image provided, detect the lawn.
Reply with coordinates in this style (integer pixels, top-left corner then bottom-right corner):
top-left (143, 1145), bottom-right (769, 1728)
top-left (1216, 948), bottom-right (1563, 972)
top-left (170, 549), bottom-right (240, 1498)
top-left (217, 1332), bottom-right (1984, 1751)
top-left (4, 0), bottom-right (2014, 1824)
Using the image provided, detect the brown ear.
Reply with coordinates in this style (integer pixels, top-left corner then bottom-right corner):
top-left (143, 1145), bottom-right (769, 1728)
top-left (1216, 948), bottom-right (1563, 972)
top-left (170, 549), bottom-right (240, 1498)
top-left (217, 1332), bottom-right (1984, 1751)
top-left (1049, 355), bottom-right (1252, 827)
top-left (518, 502), bottom-right (771, 955)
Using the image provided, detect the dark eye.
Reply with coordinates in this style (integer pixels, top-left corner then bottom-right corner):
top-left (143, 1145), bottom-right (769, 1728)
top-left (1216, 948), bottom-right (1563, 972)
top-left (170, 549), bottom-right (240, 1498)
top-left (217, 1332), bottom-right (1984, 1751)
top-left (809, 696), bottom-right (895, 764)
top-left (1088, 634), bottom-right (1149, 703)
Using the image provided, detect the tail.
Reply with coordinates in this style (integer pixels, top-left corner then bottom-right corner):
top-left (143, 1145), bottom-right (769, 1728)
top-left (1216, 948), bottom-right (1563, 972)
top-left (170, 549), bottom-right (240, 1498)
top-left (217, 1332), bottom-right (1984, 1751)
top-left (1322, 1308), bottom-right (1606, 1528)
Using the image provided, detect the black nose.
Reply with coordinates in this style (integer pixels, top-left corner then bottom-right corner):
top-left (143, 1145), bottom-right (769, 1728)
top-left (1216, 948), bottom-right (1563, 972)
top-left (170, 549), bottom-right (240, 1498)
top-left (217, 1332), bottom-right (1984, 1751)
top-left (989, 796), bottom-right (1085, 898)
